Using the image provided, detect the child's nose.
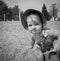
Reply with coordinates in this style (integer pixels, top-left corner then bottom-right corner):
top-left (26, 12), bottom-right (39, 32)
top-left (32, 26), bottom-right (36, 30)
top-left (32, 25), bottom-right (35, 28)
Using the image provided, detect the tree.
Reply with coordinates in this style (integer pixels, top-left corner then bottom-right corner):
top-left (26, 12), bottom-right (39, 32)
top-left (12, 5), bottom-right (19, 20)
top-left (20, 11), bottom-right (23, 18)
top-left (12, 5), bottom-right (19, 15)
top-left (0, 0), bottom-right (8, 21)
top-left (6, 8), bottom-right (12, 20)
top-left (49, 4), bottom-right (58, 20)
top-left (42, 4), bottom-right (51, 21)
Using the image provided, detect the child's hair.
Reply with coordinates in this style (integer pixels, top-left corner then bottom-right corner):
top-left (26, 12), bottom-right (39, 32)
top-left (21, 9), bottom-right (47, 29)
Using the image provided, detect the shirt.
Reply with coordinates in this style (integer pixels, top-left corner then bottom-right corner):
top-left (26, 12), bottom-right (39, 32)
top-left (32, 29), bottom-right (58, 53)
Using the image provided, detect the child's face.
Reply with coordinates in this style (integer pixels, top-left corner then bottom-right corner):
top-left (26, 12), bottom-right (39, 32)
top-left (27, 15), bottom-right (42, 34)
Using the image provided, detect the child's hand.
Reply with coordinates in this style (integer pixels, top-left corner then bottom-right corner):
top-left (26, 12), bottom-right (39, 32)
top-left (33, 44), bottom-right (41, 50)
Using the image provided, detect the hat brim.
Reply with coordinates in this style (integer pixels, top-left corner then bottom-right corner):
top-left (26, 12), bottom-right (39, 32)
top-left (21, 9), bottom-right (47, 29)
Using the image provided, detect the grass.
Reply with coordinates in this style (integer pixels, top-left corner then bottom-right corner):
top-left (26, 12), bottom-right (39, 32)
top-left (0, 21), bottom-right (60, 61)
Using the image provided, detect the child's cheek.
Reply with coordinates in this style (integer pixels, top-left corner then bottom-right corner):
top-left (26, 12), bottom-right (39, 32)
top-left (36, 26), bottom-right (42, 31)
top-left (28, 27), bottom-right (32, 32)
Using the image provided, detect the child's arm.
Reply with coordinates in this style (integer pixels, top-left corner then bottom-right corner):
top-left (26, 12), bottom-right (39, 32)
top-left (30, 37), bottom-right (35, 48)
top-left (46, 29), bottom-right (60, 37)
top-left (47, 29), bottom-right (60, 51)
top-left (44, 29), bottom-right (60, 51)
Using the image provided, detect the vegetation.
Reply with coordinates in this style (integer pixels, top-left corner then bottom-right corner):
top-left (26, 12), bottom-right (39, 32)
top-left (42, 4), bottom-right (52, 21)
top-left (49, 4), bottom-right (58, 20)
top-left (0, 0), bottom-right (8, 21)
top-left (0, 0), bottom-right (59, 21)
top-left (0, 0), bottom-right (23, 21)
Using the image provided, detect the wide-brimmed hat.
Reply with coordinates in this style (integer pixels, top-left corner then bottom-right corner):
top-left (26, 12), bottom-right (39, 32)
top-left (21, 9), bottom-right (47, 29)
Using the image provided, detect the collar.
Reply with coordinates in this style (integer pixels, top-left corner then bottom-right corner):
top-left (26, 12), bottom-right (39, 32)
top-left (42, 30), bottom-right (48, 37)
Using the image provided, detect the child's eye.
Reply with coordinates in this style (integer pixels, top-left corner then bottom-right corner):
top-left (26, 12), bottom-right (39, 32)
top-left (28, 24), bottom-right (32, 27)
top-left (35, 23), bottom-right (39, 25)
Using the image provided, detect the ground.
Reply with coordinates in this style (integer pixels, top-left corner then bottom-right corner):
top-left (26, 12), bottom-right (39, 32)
top-left (0, 21), bottom-right (60, 61)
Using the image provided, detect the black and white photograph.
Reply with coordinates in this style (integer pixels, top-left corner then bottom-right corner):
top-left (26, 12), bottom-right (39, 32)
top-left (0, 0), bottom-right (60, 61)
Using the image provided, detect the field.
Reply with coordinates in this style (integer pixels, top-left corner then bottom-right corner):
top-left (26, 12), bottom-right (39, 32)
top-left (0, 21), bottom-right (60, 61)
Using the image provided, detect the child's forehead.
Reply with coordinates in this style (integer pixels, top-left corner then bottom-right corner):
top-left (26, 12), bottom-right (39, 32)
top-left (27, 14), bottom-right (40, 23)
top-left (27, 14), bottom-right (40, 19)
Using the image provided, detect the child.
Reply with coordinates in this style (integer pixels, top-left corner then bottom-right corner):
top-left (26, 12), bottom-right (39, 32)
top-left (21, 9), bottom-right (60, 61)
top-left (21, 9), bottom-right (47, 49)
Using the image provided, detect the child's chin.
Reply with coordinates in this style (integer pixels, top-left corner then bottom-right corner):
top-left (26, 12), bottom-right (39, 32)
top-left (32, 31), bottom-right (38, 34)
top-left (31, 32), bottom-right (36, 34)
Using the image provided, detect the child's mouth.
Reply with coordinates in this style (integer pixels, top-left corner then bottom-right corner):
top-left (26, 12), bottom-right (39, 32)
top-left (32, 31), bottom-right (36, 33)
top-left (31, 30), bottom-right (38, 34)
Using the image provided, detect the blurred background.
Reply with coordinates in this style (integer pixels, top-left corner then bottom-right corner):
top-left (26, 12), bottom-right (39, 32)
top-left (0, 0), bottom-right (60, 21)
top-left (0, 0), bottom-right (60, 61)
